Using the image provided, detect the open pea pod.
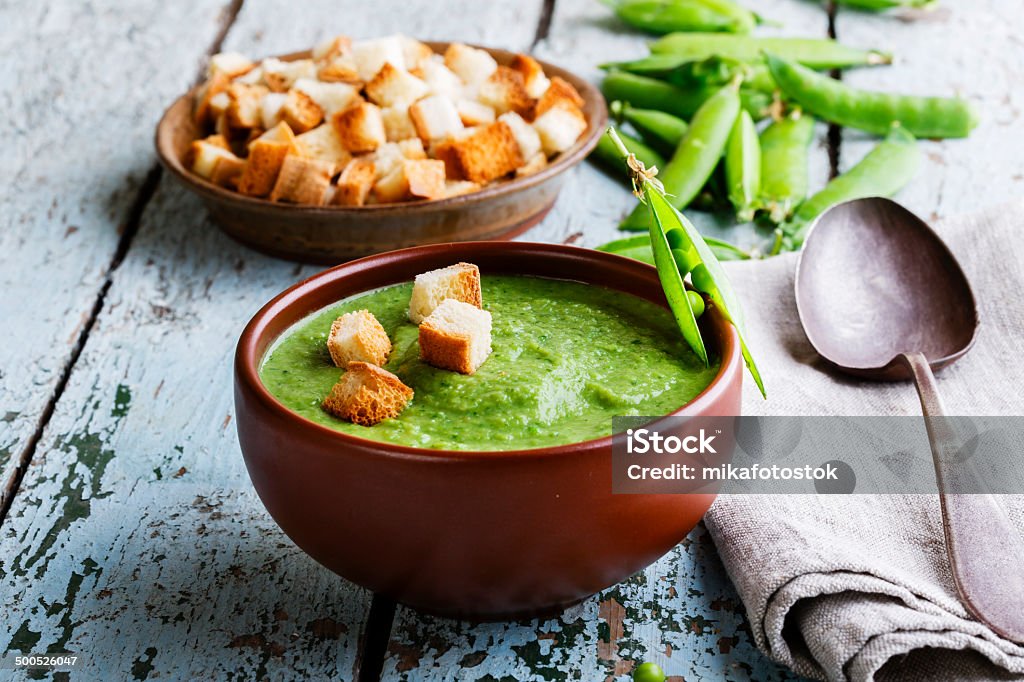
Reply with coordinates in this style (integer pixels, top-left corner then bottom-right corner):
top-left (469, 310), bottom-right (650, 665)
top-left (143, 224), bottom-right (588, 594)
top-left (647, 191), bottom-right (708, 366)
top-left (648, 191), bottom-right (767, 397)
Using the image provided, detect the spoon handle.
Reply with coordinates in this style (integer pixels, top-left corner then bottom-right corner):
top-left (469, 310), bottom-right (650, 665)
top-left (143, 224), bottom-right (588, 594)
top-left (901, 351), bottom-right (1024, 643)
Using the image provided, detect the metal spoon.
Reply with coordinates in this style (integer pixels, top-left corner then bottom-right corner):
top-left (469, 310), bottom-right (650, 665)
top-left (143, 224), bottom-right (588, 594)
top-left (794, 196), bottom-right (1024, 643)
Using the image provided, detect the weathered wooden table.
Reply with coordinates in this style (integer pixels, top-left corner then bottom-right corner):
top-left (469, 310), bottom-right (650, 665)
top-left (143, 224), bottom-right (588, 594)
top-left (2, 1), bottom-right (1021, 679)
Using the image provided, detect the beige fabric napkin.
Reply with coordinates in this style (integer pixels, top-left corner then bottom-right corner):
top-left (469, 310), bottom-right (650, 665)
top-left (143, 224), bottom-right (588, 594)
top-left (707, 200), bottom-right (1024, 681)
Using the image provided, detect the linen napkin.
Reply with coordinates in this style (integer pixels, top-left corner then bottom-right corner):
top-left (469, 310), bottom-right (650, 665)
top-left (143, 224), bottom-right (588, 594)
top-left (707, 200), bottom-right (1024, 681)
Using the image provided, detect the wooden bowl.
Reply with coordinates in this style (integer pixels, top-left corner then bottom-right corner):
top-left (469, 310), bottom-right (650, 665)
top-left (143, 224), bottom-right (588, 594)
top-left (234, 242), bottom-right (743, 619)
top-left (156, 44), bottom-right (607, 264)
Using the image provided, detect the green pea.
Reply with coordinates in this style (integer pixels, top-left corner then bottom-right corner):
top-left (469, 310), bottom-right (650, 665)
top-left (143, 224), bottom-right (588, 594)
top-left (758, 111), bottom-right (815, 223)
top-left (620, 82), bottom-right (741, 231)
top-left (591, 125), bottom-right (667, 179)
top-left (778, 124), bottom-right (919, 251)
top-left (596, 234), bottom-right (751, 263)
top-left (765, 53), bottom-right (979, 139)
top-left (633, 661), bottom-right (667, 682)
top-left (725, 110), bottom-right (761, 222)
top-left (611, 101), bottom-right (689, 155)
top-left (665, 228), bottom-right (686, 250)
top-left (687, 290), bottom-right (706, 318)
top-left (600, 0), bottom-right (757, 35)
top-left (649, 33), bottom-right (892, 69)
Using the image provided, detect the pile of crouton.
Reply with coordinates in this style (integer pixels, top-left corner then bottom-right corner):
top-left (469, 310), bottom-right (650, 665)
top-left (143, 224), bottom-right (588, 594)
top-left (322, 263), bottom-right (491, 426)
top-left (188, 35), bottom-right (589, 206)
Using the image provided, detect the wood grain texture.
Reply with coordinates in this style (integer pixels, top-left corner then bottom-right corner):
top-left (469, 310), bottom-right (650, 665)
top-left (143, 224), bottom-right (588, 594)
top-left (0, 0), bottom-right (233, 513)
top-left (526, 0), bottom-right (833, 253)
top-left (0, 178), bottom-right (379, 677)
top-left (382, 524), bottom-right (807, 681)
top-left (835, 1), bottom-right (1024, 221)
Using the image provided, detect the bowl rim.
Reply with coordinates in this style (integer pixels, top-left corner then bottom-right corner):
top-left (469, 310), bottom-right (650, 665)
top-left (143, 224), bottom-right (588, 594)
top-left (235, 242), bottom-right (744, 462)
top-left (155, 42), bottom-right (608, 215)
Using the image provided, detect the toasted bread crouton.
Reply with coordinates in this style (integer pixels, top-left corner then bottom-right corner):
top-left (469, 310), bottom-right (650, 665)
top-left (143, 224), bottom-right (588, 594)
top-left (533, 102), bottom-right (587, 155)
top-left (254, 121), bottom-right (300, 151)
top-left (195, 72), bottom-right (231, 126)
top-left (190, 140), bottom-right (238, 179)
top-left (281, 89), bottom-right (324, 133)
top-left (401, 36), bottom-right (434, 71)
top-left (260, 93), bottom-right (287, 129)
top-left (332, 101), bottom-right (386, 152)
top-left (313, 35), bottom-right (352, 62)
top-left (404, 159), bottom-right (446, 199)
top-left (510, 54), bottom-right (550, 99)
top-left (419, 299), bottom-right (493, 375)
top-left (430, 139), bottom-right (463, 180)
top-left (293, 78), bottom-right (360, 117)
top-left (261, 57), bottom-right (317, 92)
top-left (448, 121), bottom-right (524, 184)
top-left (444, 43), bottom-right (498, 88)
top-left (373, 159), bottom-right (446, 203)
top-left (408, 95), bottom-right (464, 142)
top-left (352, 36), bottom-right (406, 82)
top-left (235, 66), bottom-right (264, 85)
top-left (398, 137), bottom-right (427, 160)
top-left (210, 155), bottom-right (246, 188)
top-left (295, 124), bottom-right (352, 170)
top-left (322, 362), bottom-right (413, 426)
top-left (444, 179), bottom-right (482, 198)
top-left (332, 158), bottom-right (377, 206)
top-left (226, 83), bottom-right (269, 129)
top-left (237, 126), bottom-right (296, 197)
top-left (456, 99), bottom-right (496, 127)
top-left (497, 111), bottom-right (542, 162)
top-left (208, 91), bottom-right (231, 122)
top-left (408, 262), bottom-right (482, 324)
top-left (327, 310), bottom-right (392, 367)
top-left (365, 63), bottom-right (429, 108)
top-left (477, 66), bottom-right (533, 116)
top-left (516, 152), bottom-right (548, 178)
top-left (318, 55), bottom-right (362, 84)
top-left (268, 154), bottom-right (334, 205)
top-left (203, 134), bottom-right (231, 151)
top-left (370, 142), bottom-right (406, 179)
top-left (208, 52), bottom-right (254, 79)
top-left (381, 105), bottom-right (418, 141)
top-left (419, 57), bottom-right (464, 99)
top-left (534, 76), bottom-right (585, 118)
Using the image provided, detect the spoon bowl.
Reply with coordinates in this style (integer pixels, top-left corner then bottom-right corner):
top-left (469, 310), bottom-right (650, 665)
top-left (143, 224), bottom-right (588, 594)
top-left (795, 197), bottom-right (977, 380)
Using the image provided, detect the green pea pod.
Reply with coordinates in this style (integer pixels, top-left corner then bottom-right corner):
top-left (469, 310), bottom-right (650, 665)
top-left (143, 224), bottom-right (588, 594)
top-left (611, 101), bottom-right (688, 155)
top-left (602, 71), bottom-right (715, 120)
top-left (620, 82), bottom-right (741, 231)
top-left (725, 110), bottom-right (761, 222)
top-left (591, 125), bottom-right (667, 178)
top-left (779, 124), bottom-right (920, 251)
top-left (596, 233), bottom-right (751, 263)
top-left (649, 33), bottom-right (892, 68)
top-left (836, 0), bottom-right (935, 10)
top-left (758, 111), bottom-right (815, 223)
top-left (765, 53), bottom-right (979, 139)
top-left (649, 192), bottom-right (766, 396)
top-left (603, 71), bottom-right (770, 122)
top-left (599, 0), bottom-right (756, 34)
top-left (604, 55), bottom-right (777, 95)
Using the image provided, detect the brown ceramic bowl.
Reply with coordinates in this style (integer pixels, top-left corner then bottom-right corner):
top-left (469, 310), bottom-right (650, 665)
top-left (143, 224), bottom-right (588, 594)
top-left (156, 44), bottom-right (606, 264)
top-left (234, 242), bottom-right (742, 619)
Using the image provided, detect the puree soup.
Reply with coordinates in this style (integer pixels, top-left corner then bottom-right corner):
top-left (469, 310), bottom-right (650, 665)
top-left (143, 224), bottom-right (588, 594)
top-left (259, 275), bottom-right (720, 450)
